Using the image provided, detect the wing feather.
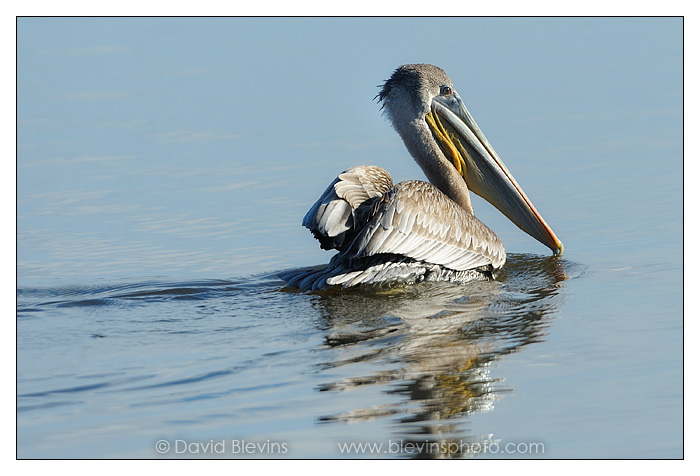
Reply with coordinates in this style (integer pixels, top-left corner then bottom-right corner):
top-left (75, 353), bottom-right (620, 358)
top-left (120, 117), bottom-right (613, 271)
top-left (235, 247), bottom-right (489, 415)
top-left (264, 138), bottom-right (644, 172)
top-left (302, 165), bottom-right (393, 251)
top-left (343, 180), bottom-right (506, 271)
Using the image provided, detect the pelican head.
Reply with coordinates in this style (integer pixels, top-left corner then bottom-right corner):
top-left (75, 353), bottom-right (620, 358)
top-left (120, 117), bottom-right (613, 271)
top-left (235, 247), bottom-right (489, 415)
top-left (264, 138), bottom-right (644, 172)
top-left (378, 64), bottom-right (563, 256)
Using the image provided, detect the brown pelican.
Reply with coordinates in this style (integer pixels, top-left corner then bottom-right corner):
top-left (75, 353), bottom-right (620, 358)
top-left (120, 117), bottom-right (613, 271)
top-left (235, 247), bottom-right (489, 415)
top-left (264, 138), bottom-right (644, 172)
top-left (281, 64), bottom-right (563, 291)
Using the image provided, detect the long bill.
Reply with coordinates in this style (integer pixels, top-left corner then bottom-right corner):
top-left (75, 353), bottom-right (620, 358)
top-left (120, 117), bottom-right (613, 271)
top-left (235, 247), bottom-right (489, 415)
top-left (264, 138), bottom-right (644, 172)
top-left (428, 94), bottom-right (564, 256)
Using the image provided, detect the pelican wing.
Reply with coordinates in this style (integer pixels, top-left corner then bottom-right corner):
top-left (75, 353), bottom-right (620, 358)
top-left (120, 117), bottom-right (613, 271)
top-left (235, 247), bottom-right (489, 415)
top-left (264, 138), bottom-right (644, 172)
top-left (344, 180), bottom-right (506, 271)
top-left (302, 165), bottom-right (393, 251)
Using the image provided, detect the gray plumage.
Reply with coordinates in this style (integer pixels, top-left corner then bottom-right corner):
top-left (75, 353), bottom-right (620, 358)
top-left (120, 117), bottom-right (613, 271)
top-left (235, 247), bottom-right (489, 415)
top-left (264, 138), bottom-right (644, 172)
top-left (282, 166), bottom-right (504, 291)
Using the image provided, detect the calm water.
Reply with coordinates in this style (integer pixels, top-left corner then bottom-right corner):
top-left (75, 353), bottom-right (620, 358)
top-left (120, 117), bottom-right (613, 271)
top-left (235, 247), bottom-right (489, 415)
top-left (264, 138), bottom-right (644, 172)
top-left (17, 18), bottom-right (682, 458)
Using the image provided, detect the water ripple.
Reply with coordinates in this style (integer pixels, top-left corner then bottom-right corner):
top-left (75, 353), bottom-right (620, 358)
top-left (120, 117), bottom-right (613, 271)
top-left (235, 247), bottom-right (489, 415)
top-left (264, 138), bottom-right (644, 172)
top-left (18, 258), bottom-right (572, 459)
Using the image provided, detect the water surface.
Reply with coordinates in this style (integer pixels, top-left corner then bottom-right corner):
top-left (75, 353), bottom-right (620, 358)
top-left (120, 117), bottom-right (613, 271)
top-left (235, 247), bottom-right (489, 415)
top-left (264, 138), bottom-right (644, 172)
top-left (17, 17), bottom-right (682, 458)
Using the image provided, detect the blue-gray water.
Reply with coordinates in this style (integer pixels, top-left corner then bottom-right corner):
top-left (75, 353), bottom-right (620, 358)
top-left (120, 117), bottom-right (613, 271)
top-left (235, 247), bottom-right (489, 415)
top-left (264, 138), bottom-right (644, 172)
top-left (17, 18), bottom-right (682, 458)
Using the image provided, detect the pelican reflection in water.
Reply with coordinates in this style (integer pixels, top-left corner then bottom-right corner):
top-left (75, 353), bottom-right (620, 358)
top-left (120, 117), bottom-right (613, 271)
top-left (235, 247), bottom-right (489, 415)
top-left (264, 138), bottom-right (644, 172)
top-left (282, 64), bottom-right (563, 290)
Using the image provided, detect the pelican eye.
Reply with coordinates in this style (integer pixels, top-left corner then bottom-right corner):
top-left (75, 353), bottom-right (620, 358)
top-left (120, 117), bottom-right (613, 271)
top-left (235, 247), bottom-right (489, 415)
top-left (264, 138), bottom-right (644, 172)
top-left (440, 86), bottom-right (453, 96)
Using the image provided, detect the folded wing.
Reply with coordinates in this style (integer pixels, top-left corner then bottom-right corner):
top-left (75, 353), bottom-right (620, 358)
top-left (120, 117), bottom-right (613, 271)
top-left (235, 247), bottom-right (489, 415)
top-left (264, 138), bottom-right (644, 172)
top-left (303, 165), bottom-right (394, 252)
top-left (303, 167), bottom-right (505, 272)
top-left (343, 180), bottom-right (506, 271)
